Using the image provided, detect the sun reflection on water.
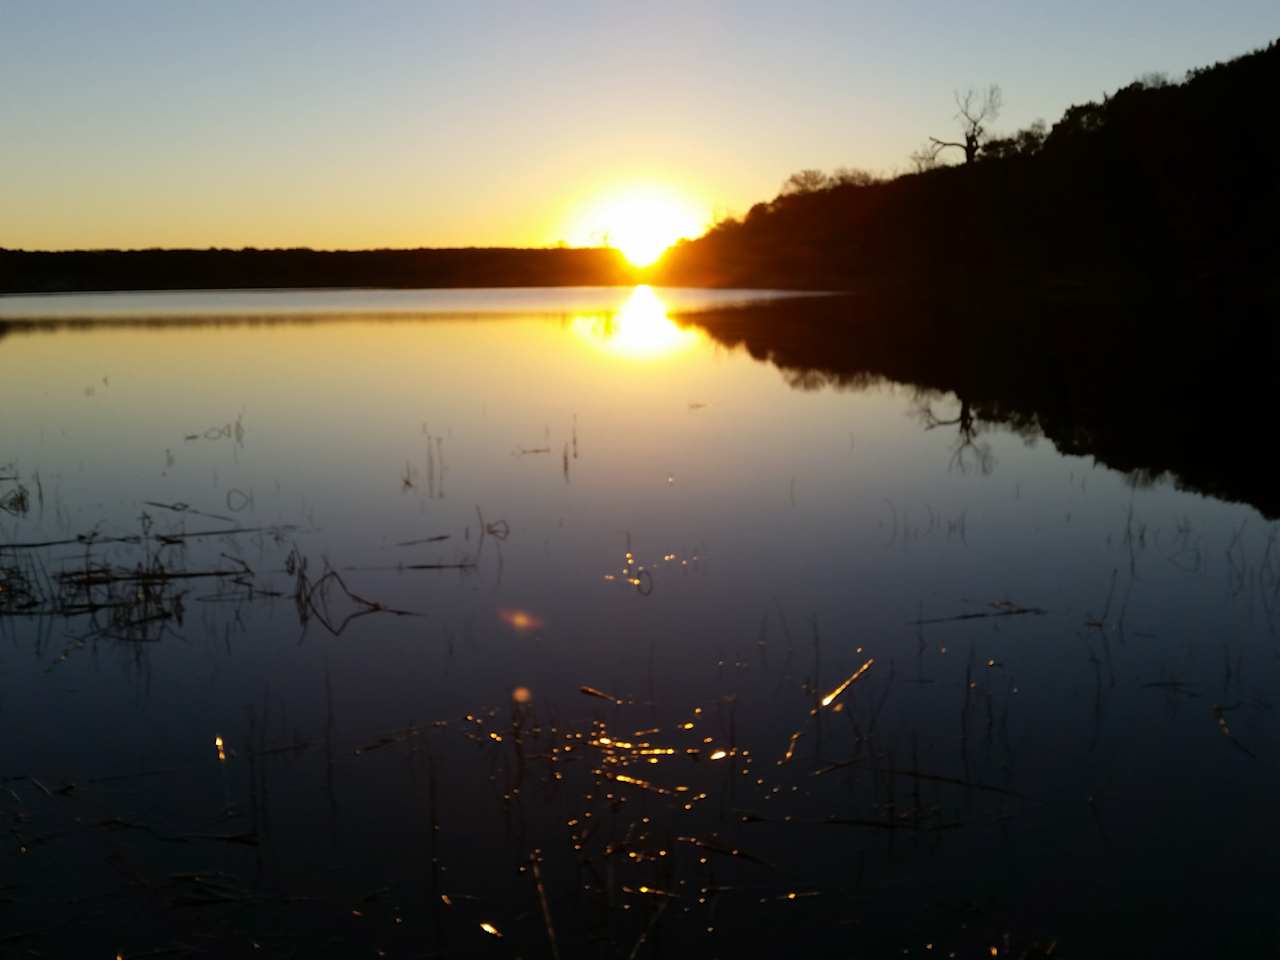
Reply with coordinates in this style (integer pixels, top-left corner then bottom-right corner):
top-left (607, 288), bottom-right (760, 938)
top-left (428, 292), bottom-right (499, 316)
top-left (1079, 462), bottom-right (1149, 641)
top-left (570, 286), bottom-right (700, 359)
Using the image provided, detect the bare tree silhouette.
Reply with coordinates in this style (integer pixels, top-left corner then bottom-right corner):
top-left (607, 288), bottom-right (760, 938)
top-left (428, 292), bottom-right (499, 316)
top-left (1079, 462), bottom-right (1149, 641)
top-left (927, 85), bottom-right (1003, 165)
top-left (909, 142), bottom-right (944, 172)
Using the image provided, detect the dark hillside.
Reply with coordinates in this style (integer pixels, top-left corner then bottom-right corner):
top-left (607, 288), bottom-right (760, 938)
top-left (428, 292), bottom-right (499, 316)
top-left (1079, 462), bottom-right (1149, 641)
top-left (657, 40), bottom-right (1280, 297)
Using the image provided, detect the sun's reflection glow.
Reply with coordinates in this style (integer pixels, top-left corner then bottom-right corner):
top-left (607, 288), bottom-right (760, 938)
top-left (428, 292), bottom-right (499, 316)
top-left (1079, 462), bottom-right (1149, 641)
top-left (571, 286), bottom-right (699, 360)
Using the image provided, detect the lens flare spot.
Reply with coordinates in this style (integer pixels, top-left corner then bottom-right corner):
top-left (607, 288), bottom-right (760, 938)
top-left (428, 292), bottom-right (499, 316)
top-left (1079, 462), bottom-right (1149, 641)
top-left (498, 608), bottom-right (543, 631)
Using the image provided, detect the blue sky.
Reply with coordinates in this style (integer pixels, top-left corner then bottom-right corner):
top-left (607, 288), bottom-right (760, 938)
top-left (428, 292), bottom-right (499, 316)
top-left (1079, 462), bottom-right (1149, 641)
top-left (2, 1), bottom-right (1276, 249)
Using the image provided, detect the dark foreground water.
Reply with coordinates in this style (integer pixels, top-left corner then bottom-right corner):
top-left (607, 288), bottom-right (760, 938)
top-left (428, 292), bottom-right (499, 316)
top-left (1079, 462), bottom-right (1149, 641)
top-left (1, 287), bottom-right (1277, 958)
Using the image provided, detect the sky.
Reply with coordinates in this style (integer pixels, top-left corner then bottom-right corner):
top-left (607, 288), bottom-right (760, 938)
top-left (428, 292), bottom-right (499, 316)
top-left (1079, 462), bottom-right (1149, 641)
top-left (2, 1), bottom-right (1277, 251)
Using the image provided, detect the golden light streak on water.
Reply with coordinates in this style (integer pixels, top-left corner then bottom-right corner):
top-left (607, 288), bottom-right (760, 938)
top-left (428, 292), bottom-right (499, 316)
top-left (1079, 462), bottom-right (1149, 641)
top-left (820, 657), bottom-right (876, 708)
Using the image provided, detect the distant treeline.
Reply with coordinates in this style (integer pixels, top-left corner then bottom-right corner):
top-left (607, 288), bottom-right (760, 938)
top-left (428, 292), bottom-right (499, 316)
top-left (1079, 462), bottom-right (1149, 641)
top-left (656, 39), bottom-right (1280, 298)
top-left (0, 247), bottom-right (637, 295)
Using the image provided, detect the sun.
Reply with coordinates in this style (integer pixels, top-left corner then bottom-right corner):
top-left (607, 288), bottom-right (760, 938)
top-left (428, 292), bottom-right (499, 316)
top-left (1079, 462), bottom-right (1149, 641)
top-left (571, 186), bottom-right (709, 267)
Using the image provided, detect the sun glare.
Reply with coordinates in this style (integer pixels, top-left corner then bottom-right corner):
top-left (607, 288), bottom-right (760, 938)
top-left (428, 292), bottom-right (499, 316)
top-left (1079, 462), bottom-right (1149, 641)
top-left (572, 187), bottom-right (709, 267)
top-left (571, 286), bottom-right (700, 359)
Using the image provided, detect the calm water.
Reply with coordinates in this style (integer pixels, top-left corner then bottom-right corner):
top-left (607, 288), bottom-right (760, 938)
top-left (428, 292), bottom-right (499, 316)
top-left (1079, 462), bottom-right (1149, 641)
top-left (1, 287), bottom-right (1276, 957)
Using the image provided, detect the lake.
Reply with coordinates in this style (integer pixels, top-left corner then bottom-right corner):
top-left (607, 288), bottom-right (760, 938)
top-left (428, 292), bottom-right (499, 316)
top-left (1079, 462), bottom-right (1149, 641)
top-left (1, 286), bottom-right (1276, 957)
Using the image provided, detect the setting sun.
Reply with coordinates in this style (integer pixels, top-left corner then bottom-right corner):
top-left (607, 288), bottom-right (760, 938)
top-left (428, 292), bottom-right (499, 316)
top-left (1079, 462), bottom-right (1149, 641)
top-left (570, 186), bottom-right (709, 267)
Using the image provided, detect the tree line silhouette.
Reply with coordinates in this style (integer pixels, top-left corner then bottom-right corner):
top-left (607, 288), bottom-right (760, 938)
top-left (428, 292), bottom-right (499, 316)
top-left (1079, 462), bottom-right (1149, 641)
top-left (0, 247), bottom-right (636, 296)
top-left (656, 39), bottom-right (1279, 298)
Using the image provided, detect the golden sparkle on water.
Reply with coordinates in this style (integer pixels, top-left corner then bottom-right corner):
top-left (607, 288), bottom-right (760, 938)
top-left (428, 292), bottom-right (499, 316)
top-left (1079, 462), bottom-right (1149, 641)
top-left (571, 286), bottom-right (699, 359)
top-left (570, 185), bottom-right (708, 267)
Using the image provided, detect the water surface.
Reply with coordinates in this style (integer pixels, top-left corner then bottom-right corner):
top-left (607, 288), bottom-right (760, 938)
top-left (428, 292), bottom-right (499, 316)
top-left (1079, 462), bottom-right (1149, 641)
top-left (1, 286), bottom-right (1275, 957)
